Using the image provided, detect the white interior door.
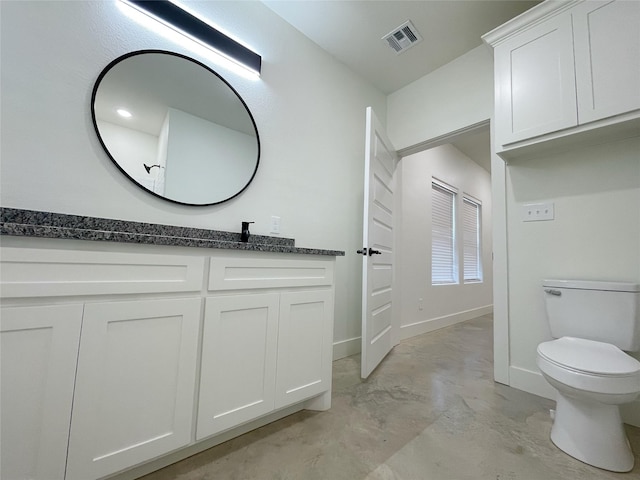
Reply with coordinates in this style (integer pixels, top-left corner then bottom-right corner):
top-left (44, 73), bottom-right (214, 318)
top-left (360, 106), bottom-right (399, 379)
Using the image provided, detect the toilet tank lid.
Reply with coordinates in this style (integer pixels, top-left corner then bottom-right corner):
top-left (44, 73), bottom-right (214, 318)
top-left (543, 279), bottom-right (640, 292)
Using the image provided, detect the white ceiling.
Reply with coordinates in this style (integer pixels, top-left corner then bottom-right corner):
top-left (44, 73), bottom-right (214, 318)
top-left (261, 1), bottom-right (540, 172)
top-left (262, 0), bottom-right (540, 94)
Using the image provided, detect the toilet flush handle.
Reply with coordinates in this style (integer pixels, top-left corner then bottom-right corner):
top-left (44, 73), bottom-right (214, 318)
top-left (544, 289), bottom-right (562, 296)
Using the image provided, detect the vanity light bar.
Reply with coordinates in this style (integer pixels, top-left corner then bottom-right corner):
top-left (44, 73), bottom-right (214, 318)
top-left (121, 0), bottom-right (261, 75)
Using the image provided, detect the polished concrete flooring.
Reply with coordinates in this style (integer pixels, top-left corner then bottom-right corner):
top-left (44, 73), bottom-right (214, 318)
top-left (141, 314), bottom-right (640, 479)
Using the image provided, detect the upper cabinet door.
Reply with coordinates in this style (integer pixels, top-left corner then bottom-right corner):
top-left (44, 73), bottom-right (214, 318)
top-left (494, 13), bottom-right (578, 146)
top-left (573, 0), bottom-right (640, 124)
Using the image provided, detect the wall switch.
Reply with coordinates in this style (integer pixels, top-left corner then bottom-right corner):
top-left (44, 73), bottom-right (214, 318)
top-left (522, 202), bottom-right (554, 222)
top-left (418, 298), bottom-right (424, 311)
top-left (270, 216), bottom-right (281, 234)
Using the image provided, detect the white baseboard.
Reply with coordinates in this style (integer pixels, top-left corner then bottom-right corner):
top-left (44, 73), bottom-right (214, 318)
top-left (509, 365), bottom-right (556, 400)
top-left (508, 365), bottom-right (640, 428)
top-left (621, 400), bottom-right (640, 427)
top-left (109, 403), bottom-right (304, 480)
top-left (333, 336), bottom-right (360, 360)
top-left (399, 305), bottom-right (493, 341)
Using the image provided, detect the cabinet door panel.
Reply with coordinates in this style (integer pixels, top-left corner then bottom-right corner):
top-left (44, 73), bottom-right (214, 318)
top-left (495, 13), bottom-right (577, 146)
top-left (1, 304), bottom-right (82, 480)
top-left (197, 294), bottom-right (279, 439)
top-left (574, 0), bottom-right (640, 123)
top-left (66, 298), bottom-right (200, 480)
top-left (275, 290), bottom-right (333, 408)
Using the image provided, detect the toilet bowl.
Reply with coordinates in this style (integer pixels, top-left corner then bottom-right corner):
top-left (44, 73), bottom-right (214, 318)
top-left (537, 337), bottom-right (640, 472)
top-left (538, 279), bottom-right (640, 472)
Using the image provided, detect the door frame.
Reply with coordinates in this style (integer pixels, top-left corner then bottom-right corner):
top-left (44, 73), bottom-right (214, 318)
top-left (396, 118), bottom-right (510, 385)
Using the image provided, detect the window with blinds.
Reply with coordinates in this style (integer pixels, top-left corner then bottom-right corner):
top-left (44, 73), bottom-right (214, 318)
top-left (463, 197), bottom-right (482, 282)
top-left (431, 181), bottom-right (457, 284)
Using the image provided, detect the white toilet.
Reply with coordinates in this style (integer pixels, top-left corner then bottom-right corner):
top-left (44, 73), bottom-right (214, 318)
top-left (537, 279), bottom-right (640, 472)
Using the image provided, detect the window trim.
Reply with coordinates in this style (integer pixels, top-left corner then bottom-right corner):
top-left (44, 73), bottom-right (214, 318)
top-left (431, 178), bottom-right (458, 286)
top-left (462, 194), bottom-right (482, 283)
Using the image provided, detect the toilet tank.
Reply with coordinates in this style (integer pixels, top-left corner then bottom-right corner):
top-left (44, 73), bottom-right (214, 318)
top-left (543, 279), bottom-right (640, 351)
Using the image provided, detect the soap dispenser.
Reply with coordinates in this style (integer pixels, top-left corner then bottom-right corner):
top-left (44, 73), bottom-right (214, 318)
top-left (241, 221), bottom-right (254, 242)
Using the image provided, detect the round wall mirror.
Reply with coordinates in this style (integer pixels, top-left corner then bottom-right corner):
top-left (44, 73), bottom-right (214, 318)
top-left (92, 50), bottom-right (260, 206)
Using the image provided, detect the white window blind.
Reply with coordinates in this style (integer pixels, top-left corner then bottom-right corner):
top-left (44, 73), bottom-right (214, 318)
top-left (463, 197), bottom-right (482, 282)
top-left (432, 181), bottom-right (457, 284)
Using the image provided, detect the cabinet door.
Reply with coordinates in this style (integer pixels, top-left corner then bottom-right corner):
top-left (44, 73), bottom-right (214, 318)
top-left (574, 0), bottom-right (640, 124)
top-left (1, 304), bottom-right (82, 480)
top-left (66, 298), bottom-right (201, 480)
top-left (275, 290), bottom-right (333, 409)
top-left (494, 13), bottom-right (578, 146)
top-left (197, 294), bottom-right (279, 440)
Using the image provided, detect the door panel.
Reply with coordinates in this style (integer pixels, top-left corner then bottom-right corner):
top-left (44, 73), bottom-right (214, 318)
top-left (361, 107), bottom-right (399, 379)
top-left (197, 294), bottom-right (279, 439)
top-left (275, 290), bottom-right (333, 408)
top-left (66, 298), bottom-right (200, 480)
top-left (494, 13), bottom-right (577, 145)
top-left (574, 0), bottom-right (640, 123)
top-left (1, 304), bottom-right (82, 480)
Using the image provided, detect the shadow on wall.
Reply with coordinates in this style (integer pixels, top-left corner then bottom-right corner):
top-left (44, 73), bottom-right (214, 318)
top-left (507, 136), bottom-right (640, 203)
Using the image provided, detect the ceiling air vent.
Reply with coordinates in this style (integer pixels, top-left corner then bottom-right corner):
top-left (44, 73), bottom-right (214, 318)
top-left (382, 20), bottom-right (423, 54)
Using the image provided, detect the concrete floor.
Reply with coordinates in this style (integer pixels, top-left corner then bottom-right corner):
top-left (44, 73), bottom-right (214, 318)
top-left (141, 314), bottom-right (640, 479)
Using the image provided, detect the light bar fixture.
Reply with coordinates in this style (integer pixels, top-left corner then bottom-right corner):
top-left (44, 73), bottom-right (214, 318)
top-left (121, 0), bottom-right (261, 76)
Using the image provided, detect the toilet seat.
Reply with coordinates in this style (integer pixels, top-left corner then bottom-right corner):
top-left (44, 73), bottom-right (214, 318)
top-left (537, 337), bottom-right (640, 395)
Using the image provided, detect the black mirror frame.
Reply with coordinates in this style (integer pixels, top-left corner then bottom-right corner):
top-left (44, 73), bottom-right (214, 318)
top-left (91, 49), bottom-right (261, 207)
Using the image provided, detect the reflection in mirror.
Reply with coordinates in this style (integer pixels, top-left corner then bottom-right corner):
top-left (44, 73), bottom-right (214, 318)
top-left (92, 50), bottom-right (260, 206)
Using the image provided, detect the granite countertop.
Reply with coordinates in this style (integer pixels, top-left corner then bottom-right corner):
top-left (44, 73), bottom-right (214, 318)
top-left (0, 208), bottom-right (345, 257)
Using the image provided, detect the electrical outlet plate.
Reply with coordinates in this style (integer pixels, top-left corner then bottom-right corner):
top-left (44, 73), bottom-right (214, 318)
top-left (522, 202), bottom-right (554, 222)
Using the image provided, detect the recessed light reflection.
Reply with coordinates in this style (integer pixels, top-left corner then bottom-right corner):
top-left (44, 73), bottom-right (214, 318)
top-left (117, 108), bottom-right (133, 118)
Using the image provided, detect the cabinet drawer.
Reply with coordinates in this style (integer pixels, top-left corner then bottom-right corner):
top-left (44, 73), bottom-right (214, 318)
top-left (208, 257), bottom-right (334, 291)
top-left (0, 247), bottom-right (205, 297)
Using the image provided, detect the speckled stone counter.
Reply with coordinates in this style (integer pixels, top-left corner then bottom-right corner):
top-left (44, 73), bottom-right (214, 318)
top-left (0, 208), bottom-right (344, 256)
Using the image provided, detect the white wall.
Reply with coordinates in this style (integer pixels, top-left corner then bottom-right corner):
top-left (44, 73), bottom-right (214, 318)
top-left (95, 120), bottom-right (159, 185)
top-left (163, 108), bottom-right (257, 204)
top-left (399, 144), bottom-right (493, 340)
top-left (506, 136), bottom-right (640, 423)
top-left (0, 1), bottom-right (386, 355)
top-left (387, 45), bottom-right (493, 151)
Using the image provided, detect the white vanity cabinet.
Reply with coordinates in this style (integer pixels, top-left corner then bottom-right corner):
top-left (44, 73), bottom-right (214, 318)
top-left (275, 289), bottom-right (333, 409)
top-left (197, 257), bottom-right (335, 440)
top-left (0, 242), bottom-right (337, 480)
top-left (488, 0), bottom-right (640, 151)
top-left (65, 297), bottom-right (201, 480)
top-left (0, 304), bottom-right (83, 480)
top-left (197, 293), bottom-right (280, 438)
top-left (0, 246), bottom-right (205, 480)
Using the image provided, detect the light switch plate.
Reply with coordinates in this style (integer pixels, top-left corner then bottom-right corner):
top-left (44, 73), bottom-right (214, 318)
top-left (270, 216), bottom-right (281, 234)
top-left (522, 203), bottom-right (554, 222)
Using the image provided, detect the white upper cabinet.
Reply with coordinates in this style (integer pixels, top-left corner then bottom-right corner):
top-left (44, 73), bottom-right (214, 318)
top-left (573, 0), bottom-right (640, 124)
top-left (486, 0), bottom-right (640, 151)
top-left (494, 13), bottom-right (578, 145)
